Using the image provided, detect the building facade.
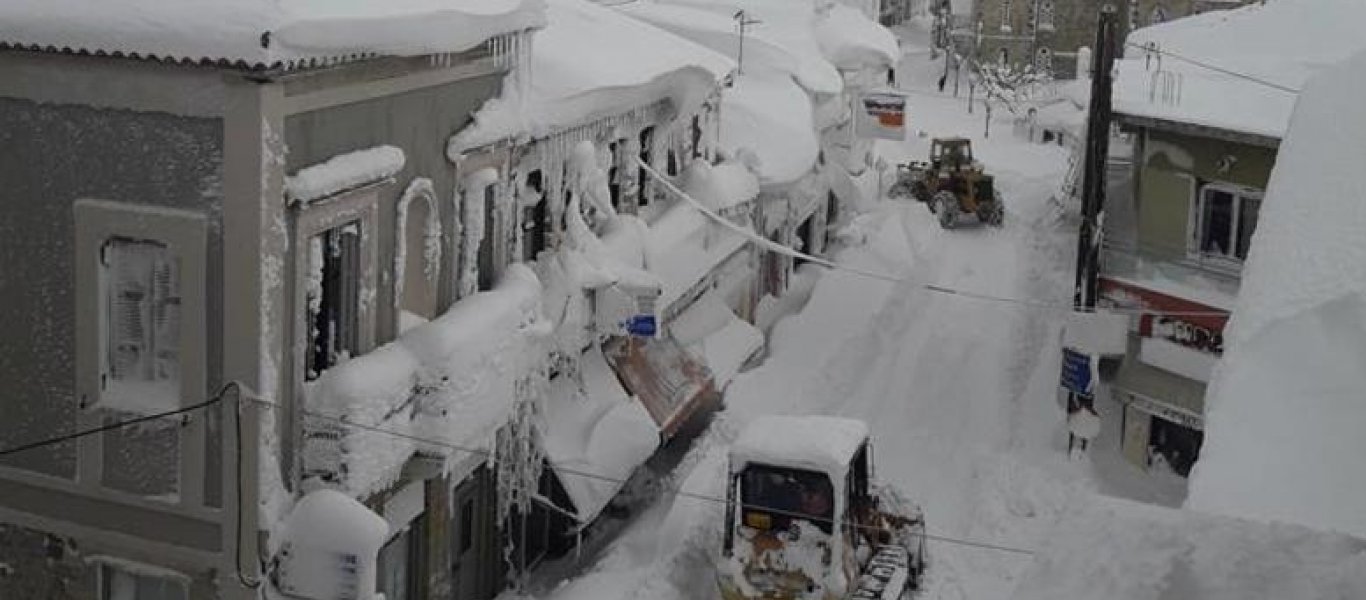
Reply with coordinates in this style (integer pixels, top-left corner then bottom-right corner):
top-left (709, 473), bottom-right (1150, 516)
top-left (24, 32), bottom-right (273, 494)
top-left (0, 5), bottom-right (543, 599)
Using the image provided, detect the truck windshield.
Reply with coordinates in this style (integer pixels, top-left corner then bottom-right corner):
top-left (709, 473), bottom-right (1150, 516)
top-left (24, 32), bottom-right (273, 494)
top-left (740, 465), bottom-right (835, 533)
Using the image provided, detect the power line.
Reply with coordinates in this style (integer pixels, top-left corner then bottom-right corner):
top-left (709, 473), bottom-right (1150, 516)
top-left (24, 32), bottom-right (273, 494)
top-left (635, 157), bottom-right (1232, 318)
top-left (1124, 41), bottom-right (1301, 95)
top-left (0, 382), bottom-right (1036, 557)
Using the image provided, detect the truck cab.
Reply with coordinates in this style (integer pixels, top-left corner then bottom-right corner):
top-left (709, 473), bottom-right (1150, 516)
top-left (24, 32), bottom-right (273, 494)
top-left (718, 416), bottom-right (926, 600)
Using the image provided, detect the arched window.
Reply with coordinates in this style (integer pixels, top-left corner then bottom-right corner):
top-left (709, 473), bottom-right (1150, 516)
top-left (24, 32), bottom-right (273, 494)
top-left (1035, 47), bottom-right (1053, 73)
top-left (394, 178), bottom-right (441, 333)
top-left (998, 47), bottom-right (1009, 65)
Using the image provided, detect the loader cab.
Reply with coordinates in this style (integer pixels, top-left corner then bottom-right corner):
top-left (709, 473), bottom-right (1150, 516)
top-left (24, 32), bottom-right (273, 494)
top-left (719, 416), bottom-right (875, 600)
top-left (931, 137), bottom-right (973, 169)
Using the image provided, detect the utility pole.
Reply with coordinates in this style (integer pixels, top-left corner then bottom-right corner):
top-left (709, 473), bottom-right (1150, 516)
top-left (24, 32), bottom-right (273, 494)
top-left (734, 10), bottom-right (761, 75)
top-left (1070, 5), bottom-right (1118, 413)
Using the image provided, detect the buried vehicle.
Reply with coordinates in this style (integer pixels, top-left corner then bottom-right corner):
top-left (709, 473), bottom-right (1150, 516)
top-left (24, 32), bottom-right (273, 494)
top-left (718, 416), bottom-right (927, 600)
top-left (889, 137), bottom-right (1004, 229)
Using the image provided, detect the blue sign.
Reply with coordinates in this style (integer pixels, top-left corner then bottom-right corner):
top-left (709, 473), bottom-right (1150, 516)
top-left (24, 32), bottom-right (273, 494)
top-left (623, 315), bottom-right (657, 338)
top-left (1060, 348), bottom-right (1093, 397)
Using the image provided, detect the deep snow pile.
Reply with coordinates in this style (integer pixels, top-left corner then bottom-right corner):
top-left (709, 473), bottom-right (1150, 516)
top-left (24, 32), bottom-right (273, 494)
top-left (1184, 49), bottom-right (1366, 539)
top-left (1114, 0), bottom-right (1366, 139)
top-left (0, 0), bottom-right (545, 68)
top-left (1011, 496), bottom-right (1366, 600)
top-left (449, 0), bottom-right (733, 152)
top-left (718, 73), bottom-right (820, 185)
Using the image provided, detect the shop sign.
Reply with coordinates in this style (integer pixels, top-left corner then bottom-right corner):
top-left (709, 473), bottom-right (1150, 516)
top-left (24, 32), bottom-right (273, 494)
top-left (1120, 390), bottom-right (1204, 431)
top-left (856, 91), bottom-right (909, 140)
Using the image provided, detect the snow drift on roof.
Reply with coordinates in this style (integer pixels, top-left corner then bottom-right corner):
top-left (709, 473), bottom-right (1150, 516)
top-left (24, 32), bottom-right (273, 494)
top-left (0, 0), bottom-right (546, 69)
top-left (448, 0), bottom-right (733, 151)
top-left (1184, 49), bottom-right (1366, 539)
top-left (1010, 495), bottom-right (1366, 600)
top-left (814, 4), bottom-right (899, 70)
top-left (730, 415), bottom-right (869, 481)
top-left (618, 2), bottom-right (843, 96)
top-left (1114, 0), bottom-right (1366, 138)
top-left (719, 73), bottom-right (820, 185)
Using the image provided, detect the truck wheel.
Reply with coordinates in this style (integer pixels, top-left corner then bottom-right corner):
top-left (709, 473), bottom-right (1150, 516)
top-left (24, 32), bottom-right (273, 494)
top-left (934, 191), bottom-right (958, 229)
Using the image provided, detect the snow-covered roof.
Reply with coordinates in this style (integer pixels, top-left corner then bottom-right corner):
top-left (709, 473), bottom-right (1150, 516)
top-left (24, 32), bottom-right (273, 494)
top-left (1010, 495), bottom-right (1366, 600)
top-left (719, 73), bottom-right (820, 185)
top-left (448, 0), bottom-right (733, 152)
top-left (1114, 0), bottom-right (1366, 140)
top-left (814, 4), bottom-right (899, 70)
top-left (1184, 49), bottom-right (1366, 540)
top-left (618, 2), bottom-right (844, 96)
top-left (0, 0), bottom-right (546, 71)
top-left (730, 415), bottom-right (869, 481)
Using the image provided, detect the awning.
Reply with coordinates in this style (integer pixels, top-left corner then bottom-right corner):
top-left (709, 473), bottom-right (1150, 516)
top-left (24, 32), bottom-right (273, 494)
top-left (669, 291), bottom-right (764, 389)
top-left (539, 346), bottom-right (660, 524)
top-left (1111, 337), bottom-right (1207, 430)
top-left (602, 333), bottom-right (718, 439)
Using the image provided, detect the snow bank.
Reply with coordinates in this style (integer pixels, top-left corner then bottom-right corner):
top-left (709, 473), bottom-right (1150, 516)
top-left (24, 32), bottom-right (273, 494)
top-left (448, 0), bottom-right (733, 151)
top-left (669, 291), bottom-right (764, 387)
top-left (1185, 49), bottom-right (1366, 538)
top-left (814, 4), bottom-right (899, 70)
top-left (1011, 495), bottom-right (1366, 600)
top-left (285, 146), bottom-right (406, 203)
top-left (0, 0), bottom-right (545, 69)
top-left (1114, 0), bottom-right (1366, 138)
top-left (680, 160), bottom-right (761, 212)
top-left (719, 73), bottom-right (820, 185)
top-left (730, 415), bottom-right (868, 482)
top-left (644, 201), bottom-right (751, 312)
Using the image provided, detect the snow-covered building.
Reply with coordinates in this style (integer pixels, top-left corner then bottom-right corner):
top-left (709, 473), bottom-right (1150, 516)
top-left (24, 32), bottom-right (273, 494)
top-left (446, 0), bottom-right (774, 565)
top-left (1097, 0), bottom-right (1366, 478)
top-left (618, 0), bottom-right (900, 317)
top-left (0, 2), bottom-right (546, 599)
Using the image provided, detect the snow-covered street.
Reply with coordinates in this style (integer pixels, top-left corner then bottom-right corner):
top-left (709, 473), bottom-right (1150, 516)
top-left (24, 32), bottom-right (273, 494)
top-left (509, 41), bottom-right (1179, 600)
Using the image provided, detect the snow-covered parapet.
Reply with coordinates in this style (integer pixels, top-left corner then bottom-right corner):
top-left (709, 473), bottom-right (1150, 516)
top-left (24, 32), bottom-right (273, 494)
top-left (303, 264), bottom-right (550, 497)
top-left (1184, 49), bottom-right (1366, 539)
top-left (285, 146), bottom-right (406, 204)
top-left (0, 0), bottom-right (546, 70)
top-left (719, 73), bottom-right (820, 186)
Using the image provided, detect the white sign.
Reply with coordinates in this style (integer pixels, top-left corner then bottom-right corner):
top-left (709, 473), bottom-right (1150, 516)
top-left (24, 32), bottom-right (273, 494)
top-left (856, 91), bottom-right (909, 141)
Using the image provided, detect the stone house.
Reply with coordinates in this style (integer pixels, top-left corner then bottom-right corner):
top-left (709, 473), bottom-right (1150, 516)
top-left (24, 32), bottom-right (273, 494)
top-left (0, 2), bottom-right (545, 599)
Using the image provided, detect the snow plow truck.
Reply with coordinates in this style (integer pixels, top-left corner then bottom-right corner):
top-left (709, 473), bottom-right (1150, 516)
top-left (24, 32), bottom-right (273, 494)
top-left (718, 416), bottom-right (927, 600)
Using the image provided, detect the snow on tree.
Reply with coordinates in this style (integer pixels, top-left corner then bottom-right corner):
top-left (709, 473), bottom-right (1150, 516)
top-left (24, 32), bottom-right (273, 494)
top-left (973, 59), bottom-right (1053, 118)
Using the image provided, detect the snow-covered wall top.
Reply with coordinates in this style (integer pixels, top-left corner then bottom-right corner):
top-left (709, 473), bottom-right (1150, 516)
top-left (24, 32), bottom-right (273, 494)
top-left (730, 415), bottom-right (869, 482)
top-left (285, 146), bottom-right (405, 203)
top-left (1184, 49), bottom-right (1366, 539)
top-left (814, 4), bottom-right (899, 70)
top-left (0, 0), bottom-right (546, 69)
top-left (1010, 495), bottom-right (1366, 600)
top-left (448, 0), bottom-right (733, 152)
top-left (1114, 0), bottom-right (1366, 139)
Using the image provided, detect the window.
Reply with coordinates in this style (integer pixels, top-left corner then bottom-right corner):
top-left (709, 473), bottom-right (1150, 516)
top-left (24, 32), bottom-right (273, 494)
top-left (1000, 0), bottom-right (1013, 32)
top-left (395, 179), bottom-right (441, 334)
top-left (1035, 47), bottom-right (1052, 73)
top-left (739, 466), bottom-right (835, 534)
top-left (607, 140), bottom-right (622, 212)
top-left (377, 525), bottom-right (420, 600)
top-left (306, 222), bottom-right (363, 379)
top-left (99, 563), bottom-right (187, 600)
top-left (690, 116), bottom-right (703, 159)
top-left (638, 127), bottom-right (655, 207)
top-left (521, 170), bottom-right (547, 263)
top-left (1192, 184), bottom-right (1262, 263)
top-left (101, 238), bottom-right (181, 409)
top-left (75, 200), bottom-right (207, 504)
top-left (292, 187), bottom-right (379, 384)
top-left (666, 149), bottom-right (680, 177)
top-left (477, 184), bottom-right (498, 292)
top-left (1037, 0), bottom-right (1054, 30)
top-left (998, 47), bottom-right (1009, 65)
